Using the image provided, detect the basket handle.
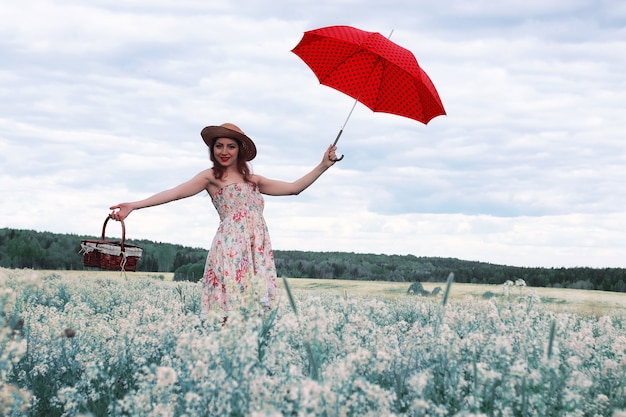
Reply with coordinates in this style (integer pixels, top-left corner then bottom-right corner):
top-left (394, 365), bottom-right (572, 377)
top-left (101, 216), bottom-right (126, 252)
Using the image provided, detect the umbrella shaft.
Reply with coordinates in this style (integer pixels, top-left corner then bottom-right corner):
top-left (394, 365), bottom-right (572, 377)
top-left (333, 129), bottom-right (343, 146)
top-left (333, 30), bottom-right (394, 146)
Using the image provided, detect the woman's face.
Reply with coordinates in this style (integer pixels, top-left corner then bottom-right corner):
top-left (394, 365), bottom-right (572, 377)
top-left (213, 138), bottom-right (239, 167)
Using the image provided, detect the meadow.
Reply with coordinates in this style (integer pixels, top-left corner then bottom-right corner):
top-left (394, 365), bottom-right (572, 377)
top-left (1, 268), bottom-right (625, 417)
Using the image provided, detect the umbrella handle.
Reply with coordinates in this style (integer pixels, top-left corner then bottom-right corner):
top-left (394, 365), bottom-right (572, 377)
top-left (332, 129), bottom-right (345, 162)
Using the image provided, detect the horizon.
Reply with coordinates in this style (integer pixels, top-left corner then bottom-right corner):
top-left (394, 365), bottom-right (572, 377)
top-left (3, 225), bottom-right (624, 271)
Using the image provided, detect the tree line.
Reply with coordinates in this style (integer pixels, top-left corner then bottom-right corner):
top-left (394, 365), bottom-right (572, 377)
top-left (1, 227), bottom-right (625, 292)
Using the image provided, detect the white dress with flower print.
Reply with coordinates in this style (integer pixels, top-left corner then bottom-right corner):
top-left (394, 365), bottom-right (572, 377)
top-left (200, 182), bottom-right (277, 318)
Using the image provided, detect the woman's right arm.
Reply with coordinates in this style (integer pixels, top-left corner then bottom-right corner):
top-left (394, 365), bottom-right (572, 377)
top-left (109, 169), bottom-right (213, 221)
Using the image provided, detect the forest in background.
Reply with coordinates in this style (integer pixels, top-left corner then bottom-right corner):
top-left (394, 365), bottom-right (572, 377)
top-left (1, 227), bottom-right (625, 292)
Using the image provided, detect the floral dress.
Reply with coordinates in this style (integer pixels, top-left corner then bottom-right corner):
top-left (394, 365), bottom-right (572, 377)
top-left (200, 182), bottom-right (277, 319)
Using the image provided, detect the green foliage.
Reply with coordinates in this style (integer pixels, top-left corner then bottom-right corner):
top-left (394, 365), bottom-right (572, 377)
top-left (173, 262), bottom-right (205, 282)
top-left (275, 250), bottom-right (626, 293)
top-left (1, 228), bottom-right (626, 292)
top-left (482, 290), bottom-right (500, 299)
top-left (407, 281), bottom-right (428, 295)
top-left (0, 228), bottom-right (207, 274)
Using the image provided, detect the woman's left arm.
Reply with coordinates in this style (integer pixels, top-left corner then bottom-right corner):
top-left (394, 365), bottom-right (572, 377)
top-left (256, 145), bottom-right (338, 196)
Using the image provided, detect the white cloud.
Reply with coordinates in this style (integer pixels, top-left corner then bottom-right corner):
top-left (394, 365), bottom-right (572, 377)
top-left (1, 0), bottom-right (625, 268)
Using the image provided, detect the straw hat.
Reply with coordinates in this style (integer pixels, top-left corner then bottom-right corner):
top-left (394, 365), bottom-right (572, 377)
top-left (200, 123), bottom-right (257, 161)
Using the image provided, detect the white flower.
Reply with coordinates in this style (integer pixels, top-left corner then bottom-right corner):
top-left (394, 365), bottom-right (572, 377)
top-left (407, 371), bottom-right (429, 393)
top-left (156, 366), bottom-right (177, 387)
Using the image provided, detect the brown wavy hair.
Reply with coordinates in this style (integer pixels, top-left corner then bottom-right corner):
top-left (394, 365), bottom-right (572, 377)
top-left (208, 138), bottom-right (253, 183)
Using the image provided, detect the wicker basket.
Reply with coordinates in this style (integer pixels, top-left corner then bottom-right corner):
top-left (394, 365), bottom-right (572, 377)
top-left (80, 217), bottom-right (143, 271)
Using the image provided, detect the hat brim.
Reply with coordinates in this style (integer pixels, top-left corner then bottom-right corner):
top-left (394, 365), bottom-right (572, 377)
top-left (201, 126), bottom-right (257, 161)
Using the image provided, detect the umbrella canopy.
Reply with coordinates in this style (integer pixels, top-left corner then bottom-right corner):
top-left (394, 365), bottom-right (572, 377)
top-left (292, 25), bottom-right (446, 125)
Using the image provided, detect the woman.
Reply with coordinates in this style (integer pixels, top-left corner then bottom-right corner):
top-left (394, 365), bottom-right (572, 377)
top-left (110, 122), bottom-right (338, 320)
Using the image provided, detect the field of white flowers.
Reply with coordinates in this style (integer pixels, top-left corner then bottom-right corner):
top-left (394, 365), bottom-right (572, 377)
top-left (1, 267), bottom-right (625, 417)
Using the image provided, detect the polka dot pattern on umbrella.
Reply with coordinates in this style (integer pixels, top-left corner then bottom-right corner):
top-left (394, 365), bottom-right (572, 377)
top-left (292, 25), bottom-right (446, 124)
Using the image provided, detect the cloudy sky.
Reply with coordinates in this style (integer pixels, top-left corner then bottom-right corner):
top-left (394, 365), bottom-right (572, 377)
top-left (1, 0), bottom-right (625, 268)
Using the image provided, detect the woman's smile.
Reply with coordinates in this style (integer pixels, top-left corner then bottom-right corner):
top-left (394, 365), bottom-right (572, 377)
top-left (214, 138), bottom-right (239, 165)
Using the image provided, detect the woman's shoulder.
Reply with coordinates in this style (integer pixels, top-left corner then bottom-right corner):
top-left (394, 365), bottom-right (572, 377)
top-left (197, 168), bottom-right (217, 182)
top-left (195, 168), bottom-right (218, 195)
top-left (250, 174), bottom-right (266, 186)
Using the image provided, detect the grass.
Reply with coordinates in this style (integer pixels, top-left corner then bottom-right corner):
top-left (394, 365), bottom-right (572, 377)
top-left (37, 270), bottom-right (626, 316)
top-left (281, 277), bottom-right (626, 316)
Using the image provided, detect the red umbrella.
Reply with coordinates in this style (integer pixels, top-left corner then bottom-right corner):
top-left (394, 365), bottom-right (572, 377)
top-left (292, 25), bottom-right (446, 160)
